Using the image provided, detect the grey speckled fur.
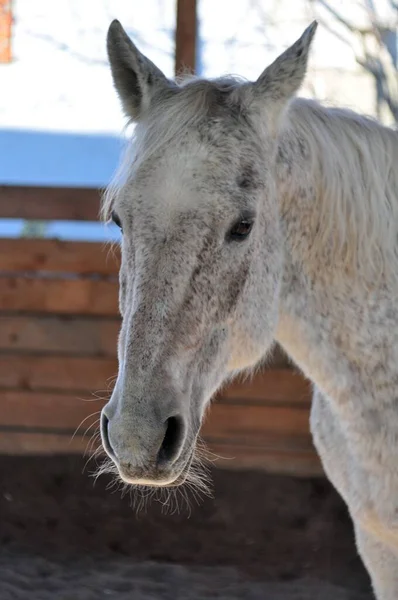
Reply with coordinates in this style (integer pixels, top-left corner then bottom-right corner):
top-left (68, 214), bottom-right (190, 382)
top-left (101, 19), bottom-right (398, 599)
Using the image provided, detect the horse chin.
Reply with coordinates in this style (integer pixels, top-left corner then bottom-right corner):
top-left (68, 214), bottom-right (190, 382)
top-left (116, 449), bottom-right (194, 489)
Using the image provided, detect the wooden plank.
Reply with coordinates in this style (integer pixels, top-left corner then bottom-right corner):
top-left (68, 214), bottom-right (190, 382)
top-left (175, 0), bottom-right (197, 75)
top-left (0, 185), bottom-right (101, 220)
top-left (0, 430), bottom-right (322, 476)
top-left (0, 239), bottom-right (120, 275)
top-left (0, 355), bottom-right (307, 406)
top-left (207, 442), bottom-right (323, 477)
top-left (0, 390), bottom-right (103, 429)
top-left (0, 277), bottom-right (119, 315)
top-left (0, 387), bottom-right (320, 476)
top-left (203, 403), bottom-right (311, 442)
top-left (218, 369), bottom-right (311, 405)
top-left (0, 431), bottom-right (91, 455)
top-left (0, 387), bottom-right (313, 471)
top-left (0, 388), bottom-right (309, 437)
top-left (0, 316), bottom-right (290, 366)
top-left (0, 315), bottom-right (119, 356)
top-left (0, 355), bottom-right (117, 392)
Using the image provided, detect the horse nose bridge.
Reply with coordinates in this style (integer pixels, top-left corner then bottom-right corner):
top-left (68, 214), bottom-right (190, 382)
top-left (110, 372), bottom-right (186, 426)
top-left (125, 254), bottom-right (191, 341)
top-left (120, 300), bottom-right (169, 367)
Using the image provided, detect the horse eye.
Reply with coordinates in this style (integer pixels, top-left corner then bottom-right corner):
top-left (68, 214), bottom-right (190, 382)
top-left (111, 210), bottom-right (122, 231)
top-left (227, 218), bottom-right (254, 242)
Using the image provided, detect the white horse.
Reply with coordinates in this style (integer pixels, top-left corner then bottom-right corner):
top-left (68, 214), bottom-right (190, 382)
top-left (101, 20), bottom-right (398, 599)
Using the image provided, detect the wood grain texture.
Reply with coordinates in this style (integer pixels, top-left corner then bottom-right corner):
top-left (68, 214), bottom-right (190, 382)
top-left (0, 388), bottom-right (309, 436)
top-left (0, 277), bottom-right (118, 315)
top-left (217, 369), bottom-right (311, 405)
top-left (0, 239), bottom-right (120, 276)
top-left (0, 431), bottom-right (92, 455)
top-left (0, 185), bottom-right (101, 220)
top-left (207, 441), bottom-right (323, 477)
top-left (0, 376), bottom-right (318, 475)
top-left (0, 430), bottom-right (322, 476)
top-left (0, 355), bottom-right (117, 392)
top-left (203, 402), bottom-right (311, 441)
top-left (0, 315), bottom-right (119, 356)
top-left (0, 390), bottom-right (102, 429)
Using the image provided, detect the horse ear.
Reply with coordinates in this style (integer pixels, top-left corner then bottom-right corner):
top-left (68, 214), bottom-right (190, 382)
top-left (107, 20), bottom-right (173, 120)
top-left (251, 21), bottom-right (317, 117)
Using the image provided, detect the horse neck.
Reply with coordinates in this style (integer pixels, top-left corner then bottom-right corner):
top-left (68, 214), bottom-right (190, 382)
top-left (273, 101), bottom-right (398, 393)
top-left (273, 101), bottom-right (360, 385)
top-left (275, 97), bottom-right (398, 288)
top-left (275, 101), bottom-right (327, 281)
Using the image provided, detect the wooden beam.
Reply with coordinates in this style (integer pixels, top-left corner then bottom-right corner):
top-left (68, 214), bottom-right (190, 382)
top-left (0, 354), bottom-right (117, 392)
top-left (216, 369), bottom-right (311, 406)
top-left (0, 429), bottom-right (323, 476)
top-left (0, 238), bottom-right (120, 276)
top-left (0, 390), bottom-right (103, 429)
top-left (207, 442), bottom-right (323, 477)
top-left (0, 315), bottom-right (120, 356)
top-left (204, 403), bottom-right (311, 442)
top-left (0, 277), bottom-right (119, 316)
top-left (0, 387), bottom-right (321, 476)
top-left (0, 389), bottom-right (310, 437)
top-left (0, 431), bottom-right (92, 455)
top-left (175, 0), bottom-right (197, 75)
top-left (0, 185), bottom-right (101, 221)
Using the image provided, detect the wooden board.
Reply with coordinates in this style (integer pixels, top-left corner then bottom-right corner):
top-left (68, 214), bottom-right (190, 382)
top-left (0, 390), bottom-right (102, 430)
top-left (0, 429), bottom-right (323, 476)
top-left (0, 386), bottom-right (320, 476)
top-left (217, 369), bottom-right (310, 406)
top-left (0, 277), bottom-right (118, 315)
top-left (0, 355), bottom-right (118, 392)
top-left (0, 430), bottom-right (322, 476)
top-left (207, 441), bottom-right (322, 477)
top-left (0, 316), bottom-right (291, 367)
top-left (0, 431), bottom-right (92, 456)
top-left (0, 315), bottom-right (119, 356)
top-left (0, 239), bottom-right (120, 276)
top-left (0, 357), bottom-right (305, 410)
top-left (204, 403), bottom-right (311, 442)
top-left (0, 386), bottom-right (309, 433)
top-left (0, 185), bottom-right (101, 221)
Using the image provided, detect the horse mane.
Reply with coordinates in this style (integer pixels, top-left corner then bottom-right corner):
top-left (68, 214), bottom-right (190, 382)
top-left (286, 98), bottom-right (398, 283)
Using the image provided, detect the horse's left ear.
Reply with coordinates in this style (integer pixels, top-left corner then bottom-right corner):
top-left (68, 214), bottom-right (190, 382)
top-left (107, 20), bottom-right (175, 121)
top-left (251, 21), bottom-right (317, 117)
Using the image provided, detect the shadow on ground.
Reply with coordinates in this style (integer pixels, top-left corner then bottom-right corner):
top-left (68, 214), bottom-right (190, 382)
top-left (0, 456), bottom-right (372, 599)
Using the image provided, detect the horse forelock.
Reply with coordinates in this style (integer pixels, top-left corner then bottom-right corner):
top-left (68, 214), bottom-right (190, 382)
top-left (101, 75), bottom-right (251, 220)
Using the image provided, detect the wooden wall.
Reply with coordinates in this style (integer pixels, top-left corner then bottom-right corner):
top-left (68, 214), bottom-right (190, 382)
top-left (0, 185), bottom-right (322, 477)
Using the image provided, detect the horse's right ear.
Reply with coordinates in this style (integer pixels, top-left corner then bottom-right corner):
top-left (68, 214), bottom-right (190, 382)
top-left (107, 20), bottom-right (174, 121)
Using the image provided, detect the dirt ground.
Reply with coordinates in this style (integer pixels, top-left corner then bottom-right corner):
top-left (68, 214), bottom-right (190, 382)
top-left (0, 455), bottom-right (373, 599)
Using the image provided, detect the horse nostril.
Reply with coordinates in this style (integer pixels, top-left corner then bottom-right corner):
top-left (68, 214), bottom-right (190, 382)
top-left (157, 415), bottom-right (184, 467)
top-left (101, 413), bottom-right (115, 459)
